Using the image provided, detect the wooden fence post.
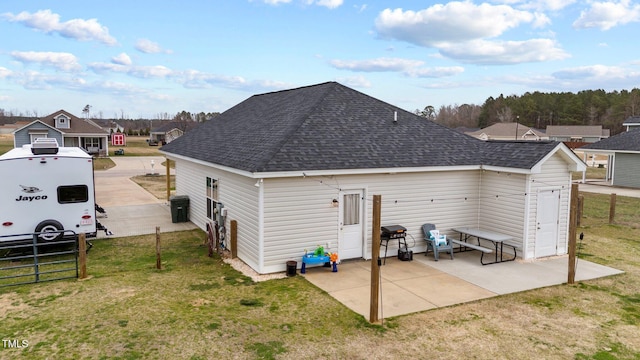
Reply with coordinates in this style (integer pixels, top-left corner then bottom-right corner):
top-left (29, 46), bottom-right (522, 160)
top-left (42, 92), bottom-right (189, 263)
top-left (156, 227), bottom-right (162, 270)
top-left (230, 220), bottom-right (237, 259)
top-left (609, 193), bottom-right (617, 224)
top-left (78, 233), bottom-right (87, 279)
top-left (568, 184), bottom-right (578, 284)
top-left (370, 195), bottom-right (381, 324)
top-left (577, 194), bottom-right (584, 226)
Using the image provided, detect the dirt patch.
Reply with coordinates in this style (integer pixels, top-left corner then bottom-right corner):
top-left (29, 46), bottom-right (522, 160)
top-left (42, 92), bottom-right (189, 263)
top-left (0, 292), bottom-right (29, 319)
top-left (223, 256), bottom-right (288, 282)
top-left (130, 174), bottom-right (175, 199)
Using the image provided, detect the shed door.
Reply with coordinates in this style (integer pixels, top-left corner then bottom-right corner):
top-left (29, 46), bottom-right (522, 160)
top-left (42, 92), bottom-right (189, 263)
top-left (535, 189), bottom-right (560, 257)
top-left (339, 190), bottom-right (364, 259)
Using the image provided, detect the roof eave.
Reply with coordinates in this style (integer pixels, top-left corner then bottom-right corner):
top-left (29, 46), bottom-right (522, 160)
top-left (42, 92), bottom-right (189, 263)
top-left (254, 165), bottom-right (482, 179)
top-left (533, 143), bottom-right (586, 172)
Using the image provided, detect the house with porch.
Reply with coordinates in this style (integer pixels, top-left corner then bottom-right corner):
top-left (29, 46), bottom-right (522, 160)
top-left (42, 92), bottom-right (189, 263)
top-left (160, 82), bottom-right (585, 274)
top-left (13, 110), bottom-right (110, 156)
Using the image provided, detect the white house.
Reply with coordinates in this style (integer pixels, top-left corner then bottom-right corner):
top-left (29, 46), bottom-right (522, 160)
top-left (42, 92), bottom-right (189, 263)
top-left (161, 82), bottom-right (586, 274)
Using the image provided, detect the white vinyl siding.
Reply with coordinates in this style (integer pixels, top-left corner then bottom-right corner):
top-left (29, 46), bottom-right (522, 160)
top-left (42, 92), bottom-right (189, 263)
top-left (478, 171), bottom-right (527, 246)
top-left (261, 170), bottom-right (479, 273)
top-left (612, 153), bottom-right (640, 188)
top-left (172, 151), bottom-right (576, 273)
top-left (173, 160), bottom-right (261, 270)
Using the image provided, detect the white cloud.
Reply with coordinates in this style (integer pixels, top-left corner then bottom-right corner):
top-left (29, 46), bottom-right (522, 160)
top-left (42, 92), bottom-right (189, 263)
top-left (520, 0), bottom-right (577, 12)
top-left (313, 0), bottom-right (343, 9)
top-left (10, 51), bottom-right (82, 72)
top-left (375, 2), bottom-right (545, 46)
top-left (552, 64), bottom-right (628, 79)
top-left (438, 39), bottom-right (570, 64)
top-left (135, 39), bottom-right (173, 54)
top-left (573, 0), bottom-right (640, 30)
top-left (129, 65), bottom-right (173, 79)
top-left (354, 4), bottom-right (367, 13)
top-left (329, 57), bottom-right (464, 78)
top-left (373, 2), bottom-right (566, 65)
top-left (262, 0), bottom-right (342, 8)
top-left (405, 66), bottom-right (465, 78)
top-left (0, 67), bottom-right (12, 78)
top-left (335, 75), bottom-right (372, 88)
top-left (263, 0), bottom-right (293, 4)
top-left (330, 57), bottom-right (425, 72)
top-left (112, 53), bottom-right (132, 66)
top-left (3, 9), bottom-right (117, 45)
top-left (88, 62), bottom-right (173, 79)
top-left (11, 70), bottom-right (87, 90)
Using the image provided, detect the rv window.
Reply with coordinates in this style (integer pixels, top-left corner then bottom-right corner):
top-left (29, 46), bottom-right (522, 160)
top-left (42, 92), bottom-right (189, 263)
top-left (58, 185), bottom-right (89, 204)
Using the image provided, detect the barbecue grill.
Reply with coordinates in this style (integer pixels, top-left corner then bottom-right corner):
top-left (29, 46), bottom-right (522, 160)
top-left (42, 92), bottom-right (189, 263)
top-left (380, 225), bottom-right (411, 263)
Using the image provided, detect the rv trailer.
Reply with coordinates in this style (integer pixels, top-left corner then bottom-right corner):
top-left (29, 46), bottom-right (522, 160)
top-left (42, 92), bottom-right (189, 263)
top-left (0, 139), bottom-right (98, 242)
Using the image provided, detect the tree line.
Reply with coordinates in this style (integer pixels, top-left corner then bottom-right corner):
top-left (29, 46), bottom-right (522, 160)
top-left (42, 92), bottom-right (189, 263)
top-left (416, 88), bottom-right (640, 135)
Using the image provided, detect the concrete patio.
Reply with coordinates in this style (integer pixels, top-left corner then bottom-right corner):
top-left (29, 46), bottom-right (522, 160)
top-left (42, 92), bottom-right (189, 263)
top-left (302, 251), bottom-right (623, 319)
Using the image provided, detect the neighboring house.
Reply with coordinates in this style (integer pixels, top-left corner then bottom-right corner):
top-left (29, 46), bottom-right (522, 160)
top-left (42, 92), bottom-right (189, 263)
top-left (580, 128), bottom-right (640, 188)
top-left (622, 116), bottom-right (640, 131)
top-left (161, 82), bottom-right (585, 274)
top-left (12, 110), bottom-right (110, 156)
top-left (103, 121), bottom-right (125, 135)
top-left (150, 121), bottom-right (199, 144)
top-left (546, 125), bottom-right (610, 144)
top-left (465, 122), bottom-right (547, 141)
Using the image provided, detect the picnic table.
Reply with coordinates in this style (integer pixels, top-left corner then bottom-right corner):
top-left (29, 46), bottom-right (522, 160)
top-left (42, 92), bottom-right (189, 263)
top-left (451, 227), bottom-right (518, 265)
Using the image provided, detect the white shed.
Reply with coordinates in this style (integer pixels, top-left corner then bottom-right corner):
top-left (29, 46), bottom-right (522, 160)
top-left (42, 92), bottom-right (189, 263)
top-left (161, 82), bottom-right (586, 274)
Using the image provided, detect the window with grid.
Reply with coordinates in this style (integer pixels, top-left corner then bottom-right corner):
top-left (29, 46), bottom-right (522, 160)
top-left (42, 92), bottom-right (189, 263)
top-left (206, 177), bottom-right (218, 220)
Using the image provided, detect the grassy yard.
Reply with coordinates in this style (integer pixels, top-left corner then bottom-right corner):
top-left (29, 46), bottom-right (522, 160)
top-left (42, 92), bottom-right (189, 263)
top-left (0, 135), bottom-right (163, 157)
top-left (107, 136), bottom-right (164, 157)
top-left (1, 192), bottom-right (639, 359)
top-left (0, 134), bottom-right (13, 155)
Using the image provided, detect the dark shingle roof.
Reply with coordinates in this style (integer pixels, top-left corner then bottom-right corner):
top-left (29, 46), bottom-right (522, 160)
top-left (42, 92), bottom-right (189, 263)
top-left (482, 141), bottom-right (559, 168)
top-left (581, 128), bottom-right (640, 152)
top-left (39, 110), bottom-right (109, 135)
top-left (161, 82), bottom-right (561, 173)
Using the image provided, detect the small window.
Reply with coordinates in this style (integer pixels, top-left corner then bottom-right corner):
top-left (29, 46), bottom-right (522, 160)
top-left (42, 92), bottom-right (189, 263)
top-left (206, 177), bottom-right (218, 220)
top-left (343, 193), bottom-right (360, 225)
top-left (58, 185), bottom-right (89, 204)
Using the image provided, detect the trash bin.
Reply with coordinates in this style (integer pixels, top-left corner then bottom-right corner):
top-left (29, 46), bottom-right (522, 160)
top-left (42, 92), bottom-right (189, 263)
top-left (286, 261), bottom-right (297, 277)
top-left (170, 195), bottom-right (190, 223)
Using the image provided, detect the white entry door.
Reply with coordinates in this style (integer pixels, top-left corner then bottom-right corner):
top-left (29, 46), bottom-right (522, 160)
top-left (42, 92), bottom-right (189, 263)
top-left (339, 190), bottom-right (364, 259)
top-left (535, 189), bottom-right (560, 257)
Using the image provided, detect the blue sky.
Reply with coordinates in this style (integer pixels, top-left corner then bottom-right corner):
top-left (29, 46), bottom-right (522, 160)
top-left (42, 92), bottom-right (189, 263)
top-left (1, 0), bottom-right (639, 119)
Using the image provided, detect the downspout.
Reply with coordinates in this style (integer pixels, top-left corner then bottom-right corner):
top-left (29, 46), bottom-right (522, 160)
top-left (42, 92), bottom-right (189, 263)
top-left (523, 175), bottom-right (532, 260)
top-left (581, 152), bottom-right (587, 184)
top-left (257, 179), bottom-right (265, 273)
top-left (477, 167), bottom-right (483, 228)
top-left (609, 155), bottom-right (615, 185)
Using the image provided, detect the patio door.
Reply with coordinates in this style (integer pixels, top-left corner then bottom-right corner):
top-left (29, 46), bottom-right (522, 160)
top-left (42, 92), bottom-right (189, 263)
top-left (535, 189), bottom-right (560, 257)
top-left (339, 189), bottom-right (364, 259)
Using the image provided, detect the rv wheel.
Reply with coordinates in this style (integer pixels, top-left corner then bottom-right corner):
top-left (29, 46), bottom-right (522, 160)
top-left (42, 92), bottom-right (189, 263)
top-left (35, 220), bottom-right (64, 242)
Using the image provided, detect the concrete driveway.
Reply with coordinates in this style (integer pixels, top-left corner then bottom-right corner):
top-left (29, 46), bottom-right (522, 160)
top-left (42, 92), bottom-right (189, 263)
top-left (93, 156), bottom-right (197, 238)
top-left (578, 181), bottom-right (640, 198)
